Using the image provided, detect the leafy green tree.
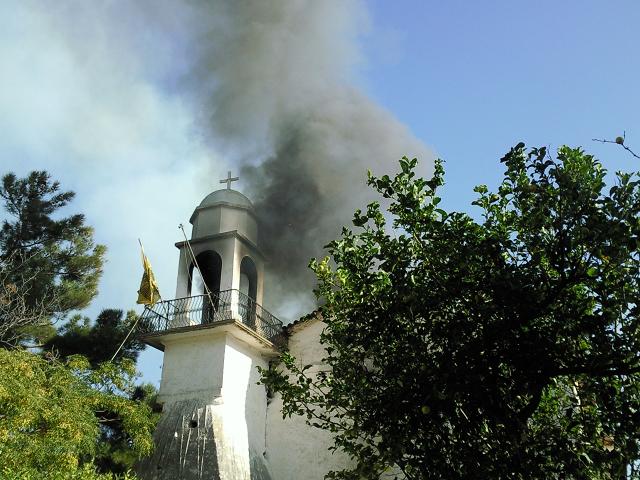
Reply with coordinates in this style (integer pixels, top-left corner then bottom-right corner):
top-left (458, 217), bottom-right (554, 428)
top-left (0, 465), bottom-right (138, 480)
top-left (91, 383), bottom-right (160, 475)
top-left (0, 349), bottom-right (154, 478)
top-left (262, 146), bottom-right (640, 479)
top-left (0, 171), bottom-right (106, 344)
top-left (0, 171), bottom-right (154, 477)
top-left (43, 310), bottom-right (155, 473)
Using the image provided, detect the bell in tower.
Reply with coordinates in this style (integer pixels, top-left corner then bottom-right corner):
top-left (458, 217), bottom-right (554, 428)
top-left (137, 172), bottom-right (282, 480)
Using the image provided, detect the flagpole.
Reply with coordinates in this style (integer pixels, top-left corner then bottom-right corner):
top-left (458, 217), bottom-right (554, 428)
top-left (111, 238), bottom-right (155, 362)
top-left (109, 315), bottom-right (140, 362)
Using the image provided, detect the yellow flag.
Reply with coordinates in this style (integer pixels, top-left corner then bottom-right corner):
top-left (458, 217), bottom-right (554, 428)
top-left (137, 245), bottom-right (161, 305)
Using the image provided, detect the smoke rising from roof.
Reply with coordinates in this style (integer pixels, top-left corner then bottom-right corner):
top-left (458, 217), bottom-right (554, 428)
top-left (186, 1), bottom-right (434, 318)
top-left (12, 0), bottom-right (433, 320)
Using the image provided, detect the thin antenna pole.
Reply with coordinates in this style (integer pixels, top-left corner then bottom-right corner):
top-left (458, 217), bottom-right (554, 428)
top-left (178, 224), bottom-right (214, 300)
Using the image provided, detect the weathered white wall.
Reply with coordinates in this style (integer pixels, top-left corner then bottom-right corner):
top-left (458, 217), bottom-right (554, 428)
top-left (158, 332), bottom-right (226, 404)
top-left (216, 335), bottom-right (271, 479)
top-left (192, 205), bottom-right (257, 244)
top-left (224, 336), bottom-right (269, 453)
top-left (265, 319), bottom-right (351, 480)
top-left (147, 315), bottom-right (357, 480)
top-left (219, 207), bottom-right (257, 242)
top-left (192, 206), bottom-right (222, 238)
top-left (145, 328), bottom-right (273, 480)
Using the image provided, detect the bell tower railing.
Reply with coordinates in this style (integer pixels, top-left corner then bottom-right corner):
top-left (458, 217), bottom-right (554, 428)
top-left (138, 289), bottom-right (285, 346)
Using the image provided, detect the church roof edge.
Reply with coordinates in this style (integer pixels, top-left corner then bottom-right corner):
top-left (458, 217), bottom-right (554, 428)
top-left (175, 230), bottom-right (264, 259)
top-left (285, 310), bottom-right (323, 334)
top-left (198, 189), bottom-right (254, 210)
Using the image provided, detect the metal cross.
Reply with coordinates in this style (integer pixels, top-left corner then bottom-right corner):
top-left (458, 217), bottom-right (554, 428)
top-left (220, 171), bottom-right (239, 190)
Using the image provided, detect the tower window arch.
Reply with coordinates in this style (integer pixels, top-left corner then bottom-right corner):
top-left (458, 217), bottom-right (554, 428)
top-left (239, 256), bottom-right (258, 327)
top-left (239, 256), bottom-right (257, 301)
top-left (188, 250), bottom-right (222, 297)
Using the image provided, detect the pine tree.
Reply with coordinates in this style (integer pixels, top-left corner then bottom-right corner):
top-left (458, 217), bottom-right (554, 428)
top-left (0, 171), bottom-right (105, 344)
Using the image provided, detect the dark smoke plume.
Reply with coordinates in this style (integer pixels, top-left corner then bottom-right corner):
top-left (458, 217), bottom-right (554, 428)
top-left (185, 1), bottom-right (434, 319)
top-left (18, 0), bottom-right (434, 320)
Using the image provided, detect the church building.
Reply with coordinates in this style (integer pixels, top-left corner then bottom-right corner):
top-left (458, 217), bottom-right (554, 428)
top-left (136, 175), bottom-right (349, 480)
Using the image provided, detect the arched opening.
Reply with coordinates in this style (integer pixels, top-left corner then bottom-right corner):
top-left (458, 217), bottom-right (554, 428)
top-left (239, 256), bottom-right (257, 300)
top-left (188, 250), bottom-right (222, 323)
top-left (239, 256), bottom-right (258, 327)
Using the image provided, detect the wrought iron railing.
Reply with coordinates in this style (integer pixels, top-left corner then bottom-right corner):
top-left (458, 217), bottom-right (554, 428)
top-left (138, 289), bottom-right (284, 345)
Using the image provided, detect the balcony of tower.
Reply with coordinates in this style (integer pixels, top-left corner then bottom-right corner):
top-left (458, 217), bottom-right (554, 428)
top-left (137, 289), bottom-right (285, 351)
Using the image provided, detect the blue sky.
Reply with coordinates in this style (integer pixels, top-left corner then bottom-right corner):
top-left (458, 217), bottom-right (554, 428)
top-left (2, 1), bottom-right (639, 386)
top-left (363, 0), bottom-right (640, 213)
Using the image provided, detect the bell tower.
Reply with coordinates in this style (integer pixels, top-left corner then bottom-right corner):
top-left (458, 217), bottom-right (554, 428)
top-left (137, 173), bottom-right (282, 480)
top-left (174, 173), bottom-right (264, 326)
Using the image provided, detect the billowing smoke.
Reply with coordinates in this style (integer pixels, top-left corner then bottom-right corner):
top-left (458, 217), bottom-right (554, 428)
top-left (12, 0), bottom-right (433, 320)
top-left (185, 1), bottom-right (434, 318)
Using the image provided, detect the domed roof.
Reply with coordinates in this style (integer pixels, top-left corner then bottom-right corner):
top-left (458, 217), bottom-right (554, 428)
top-left (198, 189), bottom-right (254, 209)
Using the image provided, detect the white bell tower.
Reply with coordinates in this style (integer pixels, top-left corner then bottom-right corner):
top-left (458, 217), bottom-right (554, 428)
top-left (137, 173), bottom-right (282, 480)
top-left (174, 171), bottom-right (265, 325)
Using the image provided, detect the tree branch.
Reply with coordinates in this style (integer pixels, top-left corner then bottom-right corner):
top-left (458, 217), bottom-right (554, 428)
top-left (593, 131), bottom-right (640, 159)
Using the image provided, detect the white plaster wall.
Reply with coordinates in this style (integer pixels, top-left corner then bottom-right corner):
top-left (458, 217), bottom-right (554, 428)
top-left (265, 319), bottom-right (352, 480)
top-left (225, 335), bottom-right (270, 454)
top-left (219, 207), bottom-right (257, 243)
top-left (154, 328), bottom-right (273, 480)
top-left (175, 245), bottom-right (191, 298)
top-left (209, 334), bottom-right (271, 479)
top-left (215, 335), bottom-right (253, 477)
top-left (217, 239), bottom-right (237, 293)
top-left (152, 316), bottom-right (358, 479)
top-left (192, 207), bottom-right (222, 239)
top-left (191, 205), bottom-right (257, 244)
top-left (287, 319), bottom-right (330, 366)
top-left (158, 333), bottom-right (226, 404)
